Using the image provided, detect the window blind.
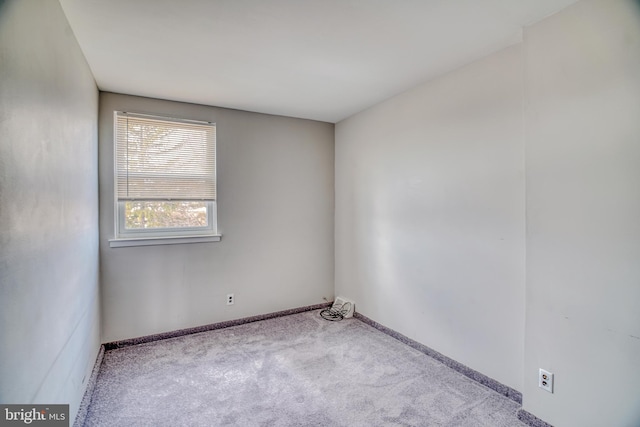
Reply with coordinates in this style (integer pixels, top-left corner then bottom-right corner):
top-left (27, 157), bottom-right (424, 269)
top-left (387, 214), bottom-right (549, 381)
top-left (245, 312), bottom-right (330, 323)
top-left (115, 112), bottom-right (216, 201)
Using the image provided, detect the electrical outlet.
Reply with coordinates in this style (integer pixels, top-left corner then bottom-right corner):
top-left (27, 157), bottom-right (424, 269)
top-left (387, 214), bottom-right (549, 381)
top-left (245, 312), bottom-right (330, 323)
top-left (539, 368), bottom-right (553, 393)
top-left (226, 293), bottom-right (234, 305)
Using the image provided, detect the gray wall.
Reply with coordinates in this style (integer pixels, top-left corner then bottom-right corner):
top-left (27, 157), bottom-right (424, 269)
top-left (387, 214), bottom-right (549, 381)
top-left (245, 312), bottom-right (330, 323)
top-left (335, 45), bottom-right (526, 391)
top-left (523, 0), bottom-right (640, 425)
top-left (99, 93), bottom-right (335, 342)
top-left (0, 0), bottom-right (100, 422)
top-left (336, 0), bottom-right (640, 425)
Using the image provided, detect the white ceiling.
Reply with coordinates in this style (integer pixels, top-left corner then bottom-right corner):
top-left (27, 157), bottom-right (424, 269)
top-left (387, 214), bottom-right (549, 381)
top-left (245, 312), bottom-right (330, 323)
top-left (60, 0), bottom-right (578, 123)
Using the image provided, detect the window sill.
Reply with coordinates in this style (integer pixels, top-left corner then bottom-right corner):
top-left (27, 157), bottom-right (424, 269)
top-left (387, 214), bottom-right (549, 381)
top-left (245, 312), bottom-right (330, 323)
top-left (109, 234), bottom-right (222, 248)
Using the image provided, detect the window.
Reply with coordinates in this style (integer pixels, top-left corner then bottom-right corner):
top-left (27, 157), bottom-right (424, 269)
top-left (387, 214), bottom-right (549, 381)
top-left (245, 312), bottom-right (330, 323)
top-left (111, 111), bottom-right (219, 246)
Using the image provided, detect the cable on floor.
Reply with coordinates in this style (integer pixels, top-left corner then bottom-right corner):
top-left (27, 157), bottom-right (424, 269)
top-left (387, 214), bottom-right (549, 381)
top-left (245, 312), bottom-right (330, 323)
top-left (320, 302), bottom-right (352, 321)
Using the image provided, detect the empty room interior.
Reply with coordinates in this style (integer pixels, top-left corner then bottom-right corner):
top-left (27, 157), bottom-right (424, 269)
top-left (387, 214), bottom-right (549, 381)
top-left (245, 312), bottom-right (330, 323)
top-left (1, 0), bottom-right (639, 426)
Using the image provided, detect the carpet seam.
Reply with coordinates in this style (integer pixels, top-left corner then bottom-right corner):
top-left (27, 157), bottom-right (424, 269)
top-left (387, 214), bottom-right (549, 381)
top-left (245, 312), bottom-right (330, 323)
top-left (353, 312), bottom-right (523, 405)
top-left (103, 302), bottom-right (332, 351)
top-left (517, 409), bottom-right (555, 427)
top-left (73, 344), bottom-right (105, 427)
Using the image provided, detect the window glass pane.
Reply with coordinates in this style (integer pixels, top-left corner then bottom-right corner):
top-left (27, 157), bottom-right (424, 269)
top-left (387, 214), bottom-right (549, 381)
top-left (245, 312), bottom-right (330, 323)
top-left (125, 201), bottom-right (208, 229)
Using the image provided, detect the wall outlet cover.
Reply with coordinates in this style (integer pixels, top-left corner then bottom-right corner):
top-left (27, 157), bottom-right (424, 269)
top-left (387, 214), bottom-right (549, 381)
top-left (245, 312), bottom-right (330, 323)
top-left (539, 368), bottom-right (553, 393)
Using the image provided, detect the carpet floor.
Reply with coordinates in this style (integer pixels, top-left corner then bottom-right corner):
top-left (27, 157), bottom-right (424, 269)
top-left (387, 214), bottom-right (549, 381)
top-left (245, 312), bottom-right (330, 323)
top-left (83, 310), bottom-right (526, 426)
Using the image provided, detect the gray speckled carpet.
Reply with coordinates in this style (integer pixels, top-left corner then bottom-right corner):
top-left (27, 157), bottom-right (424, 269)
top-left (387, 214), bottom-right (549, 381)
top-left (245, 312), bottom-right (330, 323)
top-left (84, 310), bottom-right (526, 426)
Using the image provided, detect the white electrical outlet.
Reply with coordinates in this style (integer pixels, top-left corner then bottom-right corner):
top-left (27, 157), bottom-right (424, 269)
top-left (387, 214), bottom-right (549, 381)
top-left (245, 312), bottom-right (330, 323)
top-left (226, 293), bottom-right (234, 305)
top-left (539, 369), bottom-right (553, 393)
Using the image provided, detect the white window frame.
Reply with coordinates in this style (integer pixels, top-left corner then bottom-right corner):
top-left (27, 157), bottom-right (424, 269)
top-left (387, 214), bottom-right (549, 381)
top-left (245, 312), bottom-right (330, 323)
top-left (109, 111), bottom-right (221, 248)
